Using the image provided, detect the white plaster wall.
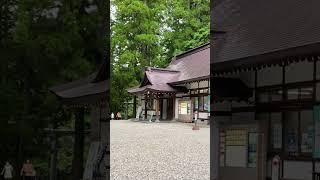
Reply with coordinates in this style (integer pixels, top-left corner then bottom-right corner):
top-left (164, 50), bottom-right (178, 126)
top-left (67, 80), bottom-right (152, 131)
top-left (199, 112), bottom-right (209, 119)
top-left (187, 81), bottom-right (209, 89)
top-left (190, 82), bottom-right (198, 89)
top-left (283, 160), bottom-right (312, 180)
top-left (199, 80), bottom-right (209, 88)
top-left (257, 66), bottom-right (282, 86)
top-left (286, 61), bottom-right (313, 83)
top-left (185, 83), bottom-right (191, 89)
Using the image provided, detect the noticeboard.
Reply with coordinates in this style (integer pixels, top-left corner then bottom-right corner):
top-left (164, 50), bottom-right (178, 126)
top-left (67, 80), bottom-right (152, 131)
top-left (225, 129), bottom-right (247, 167)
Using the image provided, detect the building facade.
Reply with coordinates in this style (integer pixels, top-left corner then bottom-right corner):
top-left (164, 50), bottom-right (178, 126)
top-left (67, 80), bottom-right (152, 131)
top-left (128, 44), bottom-right (210, 123)
top-left (212, 0), bottom-right (320, 180)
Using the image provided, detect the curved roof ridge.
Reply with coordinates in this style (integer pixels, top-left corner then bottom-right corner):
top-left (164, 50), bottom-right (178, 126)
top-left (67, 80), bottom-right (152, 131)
top-left (146, 67), bottom-right (180, 73)
top-left (169, 43), bottom-right (210, 66)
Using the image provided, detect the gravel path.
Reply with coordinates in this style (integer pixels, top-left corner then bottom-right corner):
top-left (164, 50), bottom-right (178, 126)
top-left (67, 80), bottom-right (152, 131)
top-left (110, 120), bottom-right (210, 180)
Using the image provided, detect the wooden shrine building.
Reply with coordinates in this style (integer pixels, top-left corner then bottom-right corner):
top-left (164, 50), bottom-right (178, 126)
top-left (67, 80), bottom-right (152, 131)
top-left (128, 44), bottom-right (211, 123)
top-left (50, 61), bottom-right (109, 180)
top-left (211, 0), bottom-right (320, 180)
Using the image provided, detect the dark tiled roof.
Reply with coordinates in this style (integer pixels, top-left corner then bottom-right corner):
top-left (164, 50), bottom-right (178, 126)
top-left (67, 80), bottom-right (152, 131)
top-left (128, 68), bottom-right (181, 94)
top-left (213, 0), bottom-right (320, 68)
top-left (168, 44), bottom-right (210, 83)
top-left (50, 79), bottom-right (108, 99)
top-left (50, 62), bottom-right (109, 102)
top-left (128, 44), bottom-right (210, 94)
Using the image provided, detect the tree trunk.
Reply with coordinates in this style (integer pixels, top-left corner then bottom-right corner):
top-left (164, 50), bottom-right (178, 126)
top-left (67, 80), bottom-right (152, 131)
top-left (72, 108), bottom-right (84, 180)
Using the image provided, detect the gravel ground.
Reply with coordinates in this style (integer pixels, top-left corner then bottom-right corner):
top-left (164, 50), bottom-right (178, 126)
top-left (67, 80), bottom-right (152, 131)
top-left (110, 120), bottom-right (210, 180)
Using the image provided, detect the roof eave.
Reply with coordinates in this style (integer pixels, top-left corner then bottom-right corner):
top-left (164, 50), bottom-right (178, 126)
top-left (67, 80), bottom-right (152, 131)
top-left (169, 75), bottom-right (210, 86)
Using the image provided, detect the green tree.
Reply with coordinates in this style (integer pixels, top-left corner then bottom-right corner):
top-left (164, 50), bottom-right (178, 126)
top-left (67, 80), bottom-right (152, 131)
top-left (111, 0), bottom-right (209, 114)
top-left (0, 0), bottom-right (108, 178)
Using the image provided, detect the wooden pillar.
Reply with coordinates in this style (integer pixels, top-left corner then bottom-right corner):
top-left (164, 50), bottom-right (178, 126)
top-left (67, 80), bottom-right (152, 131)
top-left (72, 108), bottom-right (84, 180)
top-left (133, 96), bottom-right (137, 118)
top-left (211, 117), bottom-right (220, 180)
top-left (156, 96), bottom-right (160, 121)
top-left (144, 94), bottom-right (147, 120)
top-left (49, 133), bottom-right (58, 180)
top-left (210, 20), bottom-right (220, 179)
top-left (172, 95), bottom-right (176, 120)
top-left (90, 107), bottom-right (100, 141)
top-left (257, 117), bottom-right (268, 180)
top-left (100, 100), bottom-right (110, 175)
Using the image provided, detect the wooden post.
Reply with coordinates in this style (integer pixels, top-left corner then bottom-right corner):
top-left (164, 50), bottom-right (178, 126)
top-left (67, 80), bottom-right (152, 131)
top-left (72, 108), bottom-right (84, 180)
top-left (144, 94), bottom-right (147, 120)
top-left (49, 133), bottom-right (58, 180)
top-left (211, 117), bottom-right (220, 180)
top-left (210, 14), bottom-right (220, 179)
top-left (133, 96), bottom-right (137, 118)
top-left (156, 97), bottom-right (160, 122)
top-left (257, 118), bottom-right (268, 180)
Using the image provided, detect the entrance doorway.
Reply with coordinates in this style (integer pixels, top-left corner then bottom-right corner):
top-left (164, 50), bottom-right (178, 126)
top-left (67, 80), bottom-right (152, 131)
top-left (160, 98), bottom-right (174, 120)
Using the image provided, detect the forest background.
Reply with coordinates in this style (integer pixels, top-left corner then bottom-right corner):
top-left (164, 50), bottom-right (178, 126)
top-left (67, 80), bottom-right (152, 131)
top-left (0, 0), bottom-right (209, 179)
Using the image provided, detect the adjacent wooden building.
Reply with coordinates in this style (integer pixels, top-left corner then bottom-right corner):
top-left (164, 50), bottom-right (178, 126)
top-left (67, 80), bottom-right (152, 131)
top-left (212, 0), bottom-right (320, 180)
top-left (50, 61), bottom-right (109, 180)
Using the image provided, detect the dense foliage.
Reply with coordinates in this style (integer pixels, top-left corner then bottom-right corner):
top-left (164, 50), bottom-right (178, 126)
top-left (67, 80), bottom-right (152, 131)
top-left (111, 0), bottom-right (210, 115)
top-left (0, 0), bottom-right (107, 178)
top-left (0, 0), bottom-right (209, 178)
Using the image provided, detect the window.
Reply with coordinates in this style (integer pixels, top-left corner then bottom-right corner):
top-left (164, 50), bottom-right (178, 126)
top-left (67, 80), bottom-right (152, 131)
top-left (300, 110), bottom-right (313, 153)
top-left (194, 97), bottom-right (198, 110)
top-left (285, 111), bottom-right (299, 156)
top-left (257, 88), bottom-right (283, 103)
top-left (248, 132), bottom-right (258, 168)
top-left (287, 86), bottom-right (313, 100)
top-left (271, 113), bottom-right (282, 150)
top-left (267, 110), bottom-right (314, 157)
top-left (179, 101), bottom-right (191, 115)
top-left (270, 89), bottom-right (283, 101)
top-left (287, 88), bottom-right (299, 100)
top-left (198, 96), bottom-right (204, 111)
top-left (300, 87), bottom-right (313, 99)
top-left (204, 96), bottom-right (209, 111)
